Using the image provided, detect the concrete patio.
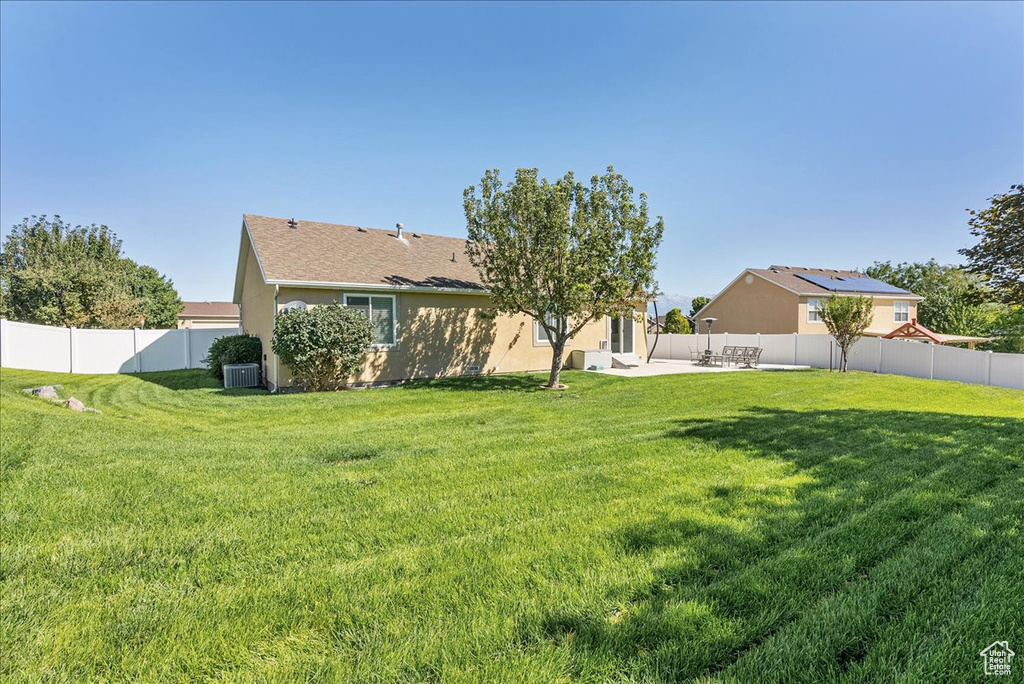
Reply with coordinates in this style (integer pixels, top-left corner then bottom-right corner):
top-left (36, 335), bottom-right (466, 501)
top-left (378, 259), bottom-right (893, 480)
top-left (593, 359), bottom-right (809, 377)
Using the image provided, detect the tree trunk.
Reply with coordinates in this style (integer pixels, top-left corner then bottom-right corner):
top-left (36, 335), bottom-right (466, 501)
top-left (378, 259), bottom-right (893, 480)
top-left (547, 339), bottom-right (566, 388)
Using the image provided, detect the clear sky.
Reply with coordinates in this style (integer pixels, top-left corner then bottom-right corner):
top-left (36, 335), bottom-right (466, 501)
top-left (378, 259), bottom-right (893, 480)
top-left (1, 1), bottom-right (1021, 303)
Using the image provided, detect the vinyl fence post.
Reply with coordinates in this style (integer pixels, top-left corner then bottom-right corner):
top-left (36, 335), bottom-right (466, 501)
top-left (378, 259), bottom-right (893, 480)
top-left (184, 328), bottom-right (191, 369)
top-left (0, 318), bottom-right (8, 368)
top-left (987, 350), bottom-right (993, 386)
top-left (724, 332), bottom-right (728, 347)
top-left (929, 343), bottom-right (935, 380)
top-left (793, 333), bottom-right (799, 365)
top-left (69, 327), bottom-right (77, 373)
top-left (133, 328), bottom-right (141, 373)
top-left (876, 338), bottom-right (883, 374)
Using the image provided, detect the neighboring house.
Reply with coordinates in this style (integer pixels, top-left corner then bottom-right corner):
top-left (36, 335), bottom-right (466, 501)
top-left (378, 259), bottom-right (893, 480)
top-left (693, 265), bottom-right (922, 335)
top-left (233, 215), bottom-right (647, 391)
top-left (647, 315), bottom-right (666, 334)
top-left (177, 301), bottom-right (241, 329)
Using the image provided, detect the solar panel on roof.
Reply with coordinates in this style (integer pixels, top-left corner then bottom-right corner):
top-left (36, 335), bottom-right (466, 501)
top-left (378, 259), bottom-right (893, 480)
top-left (795, 273), bottom-right (912, 295)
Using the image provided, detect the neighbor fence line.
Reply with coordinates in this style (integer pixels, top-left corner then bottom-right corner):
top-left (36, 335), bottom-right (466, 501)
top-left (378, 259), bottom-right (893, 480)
top-left (650, 332), bottom-right (1024, 390)
top-left (0, 319), bottom-right (241, 375)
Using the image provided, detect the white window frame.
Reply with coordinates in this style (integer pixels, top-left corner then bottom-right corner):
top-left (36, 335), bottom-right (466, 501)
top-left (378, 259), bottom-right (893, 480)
top-left (534, 311), bottom-right (568, 346)
top-left (807, 298), bottom-right (824, 324)
top-left (894, 300), bottom-right (910, 323)
top-left (342, 293), bottom-right (398, 349)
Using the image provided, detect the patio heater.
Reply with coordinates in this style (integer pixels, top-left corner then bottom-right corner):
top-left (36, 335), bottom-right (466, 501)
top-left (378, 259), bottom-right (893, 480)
top-left (702, 317), bottom-right (718, 353)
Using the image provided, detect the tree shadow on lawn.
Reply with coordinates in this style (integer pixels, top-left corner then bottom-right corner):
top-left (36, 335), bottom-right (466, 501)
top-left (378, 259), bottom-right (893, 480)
top-left (524, 408), bottom-right (1024, 682)
top-left (398, 374), bottom-right (544, 393)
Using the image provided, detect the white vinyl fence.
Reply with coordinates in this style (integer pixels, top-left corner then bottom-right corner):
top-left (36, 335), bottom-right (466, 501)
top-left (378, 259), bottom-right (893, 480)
top-left (649, 332), bottom-right (1024, 390)
top-left (0, 319), bottom-right (241, 374)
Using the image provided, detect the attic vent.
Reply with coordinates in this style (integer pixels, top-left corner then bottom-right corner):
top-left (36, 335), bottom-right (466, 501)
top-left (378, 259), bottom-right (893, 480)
top-left (288, 218), bottom-right (298, 229)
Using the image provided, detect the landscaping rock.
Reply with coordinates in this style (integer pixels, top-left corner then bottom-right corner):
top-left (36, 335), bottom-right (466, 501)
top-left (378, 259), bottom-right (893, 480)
top-left (23, 386), bottom-right (59, 400)
top-left (65, 397), bottom-right (85, 412)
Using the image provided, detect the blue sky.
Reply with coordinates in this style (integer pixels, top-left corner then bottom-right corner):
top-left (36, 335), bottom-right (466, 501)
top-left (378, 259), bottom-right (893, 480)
top-left (1, 1), bottom-right (1021, 303)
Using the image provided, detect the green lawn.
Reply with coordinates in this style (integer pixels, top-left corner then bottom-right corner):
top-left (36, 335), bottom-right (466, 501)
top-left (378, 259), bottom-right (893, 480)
top-left (1, 367), bottom-right (1022, 682)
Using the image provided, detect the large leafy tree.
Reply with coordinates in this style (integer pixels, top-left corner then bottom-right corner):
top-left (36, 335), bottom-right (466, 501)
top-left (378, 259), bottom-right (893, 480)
top-left (464, 167), bottom-right (664, 388)
top-left (820, 295), bottom-right (874, 373)
top-left (959, 184), bottom-right (1023, 305)
top-left (0, 215), bottom-right (181, 328)
top-left (864, 260), bottom-right (989, 335)
top-left (127, 262), bottom-right (183, 328)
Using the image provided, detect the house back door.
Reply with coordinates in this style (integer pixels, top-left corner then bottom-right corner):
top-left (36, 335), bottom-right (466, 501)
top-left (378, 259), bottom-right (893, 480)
top-left (610, 316), bottom-right (634, 354)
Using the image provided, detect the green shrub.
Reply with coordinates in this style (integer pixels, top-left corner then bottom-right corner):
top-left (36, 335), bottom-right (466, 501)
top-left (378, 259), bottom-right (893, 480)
top-left (272, 304), bottom-right (375, 391)
top-left (203, 334), bottom-right (263, 381)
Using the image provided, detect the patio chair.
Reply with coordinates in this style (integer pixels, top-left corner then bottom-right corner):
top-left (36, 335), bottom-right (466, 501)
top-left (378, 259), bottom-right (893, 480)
top-left (689, 346), bottom-right (703, 364)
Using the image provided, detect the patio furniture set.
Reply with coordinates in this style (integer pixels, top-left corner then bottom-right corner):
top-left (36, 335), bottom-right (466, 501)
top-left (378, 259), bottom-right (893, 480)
top-left (690, 345), bottom-right (764, 368)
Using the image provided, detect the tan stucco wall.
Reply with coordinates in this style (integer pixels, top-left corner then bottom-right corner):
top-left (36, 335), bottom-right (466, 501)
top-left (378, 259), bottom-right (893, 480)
top-left (797, 296), bottom-right (919, 335)
top-left (265, 286), bottom-right (644, 388)
top-left (700, 275), bottom-right (800, 334)
top-left (238, 242), bottom-right (277, 384)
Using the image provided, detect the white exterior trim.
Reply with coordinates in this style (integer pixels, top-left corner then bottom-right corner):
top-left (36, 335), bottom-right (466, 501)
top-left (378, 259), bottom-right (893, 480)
top-left (232, 218), bottom-right (271, 304)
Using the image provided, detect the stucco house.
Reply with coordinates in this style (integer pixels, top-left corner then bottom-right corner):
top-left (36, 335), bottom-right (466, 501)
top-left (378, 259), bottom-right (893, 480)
top-left (693, 265), bottom-right (922, 336)
top-left (233, 215), bottom-right (646, 391)
top-left (177, 301), bottom-right (240, 329)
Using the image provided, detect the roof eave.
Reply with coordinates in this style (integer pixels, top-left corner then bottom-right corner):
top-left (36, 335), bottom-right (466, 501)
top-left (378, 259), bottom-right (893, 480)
top-left (267, 279), bottom-right (489, 296)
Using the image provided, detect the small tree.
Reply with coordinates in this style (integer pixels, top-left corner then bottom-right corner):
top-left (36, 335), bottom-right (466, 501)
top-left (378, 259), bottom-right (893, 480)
top-left (272, 304), bottom-right (375, 391)
top-left (464, 167), bottom-right (664, 388)
top-left (663, 308), bottom-right (692, 334)
top-left (688, 296), bottom-right (710, 319)
top-left (820, 295), bottom-right (874, 372)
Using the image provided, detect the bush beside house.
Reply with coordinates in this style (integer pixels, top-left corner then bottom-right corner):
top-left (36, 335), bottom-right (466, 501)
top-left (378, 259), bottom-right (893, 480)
top-left (204, 334), bottom-right (263, 380)
top-left (271, 304), bottom-right (374, 391)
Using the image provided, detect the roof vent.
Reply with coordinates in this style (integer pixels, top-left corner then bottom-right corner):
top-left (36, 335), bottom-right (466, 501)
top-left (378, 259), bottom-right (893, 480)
top-left (288, 218), bottom-right (298, 230)
top-left (396, 222), bottom-right (404, 239)
top-left (451, 252), bottom-right (457, 262)
top-left (357, 227), bottom-right (367, 233)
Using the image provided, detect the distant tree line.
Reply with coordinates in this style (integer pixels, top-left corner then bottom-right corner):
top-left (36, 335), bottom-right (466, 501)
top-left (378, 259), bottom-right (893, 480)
top-left (863, 184), bottom-right (1022, 353)
top-left (0, 215), bottom-right (182, 329)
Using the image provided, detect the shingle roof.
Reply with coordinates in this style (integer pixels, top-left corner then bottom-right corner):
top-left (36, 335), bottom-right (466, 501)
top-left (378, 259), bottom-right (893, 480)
top-left (751, 265), bottom-right (917, 296)
top-left (243, 214), bottom-right (484, 291)
top-left (179, 301), bottom-right (239, 317)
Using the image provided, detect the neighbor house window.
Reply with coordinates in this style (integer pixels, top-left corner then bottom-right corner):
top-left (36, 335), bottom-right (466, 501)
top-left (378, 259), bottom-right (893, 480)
top-left (535, 311), bottom-right (567, 344)
top-left (807, 298), bottom-right (823, 323)
top-left (894, 300), bottom-right (909, 323)
top-left (343, 294), bottom-right (396, 347)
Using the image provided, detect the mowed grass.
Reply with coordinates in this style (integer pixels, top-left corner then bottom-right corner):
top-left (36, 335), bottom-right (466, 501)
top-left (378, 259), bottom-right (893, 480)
top-left (1, 367), bottom-right (1022, 683)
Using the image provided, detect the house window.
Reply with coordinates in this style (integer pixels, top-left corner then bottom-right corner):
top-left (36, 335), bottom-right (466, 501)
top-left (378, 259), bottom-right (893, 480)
top-left (343, 294), bottom-right (396, 347)
top-left (535, 311), bottom-right (566, 345)
top-left (807, 298), bottom-right (823, 323)
top-left (894, 300), bottom-right (909, 323)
